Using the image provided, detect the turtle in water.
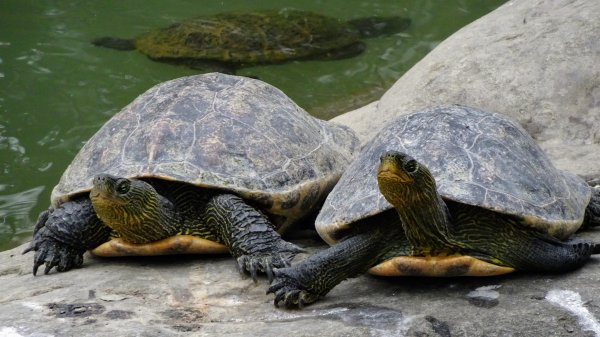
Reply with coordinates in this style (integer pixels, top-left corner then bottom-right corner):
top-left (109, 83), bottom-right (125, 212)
top-left (91, 9), bottom-right (411, 73)
top-left (24, 73), bottom-right (359, 279)
top-left (268, 105), bottom-right (600, 307)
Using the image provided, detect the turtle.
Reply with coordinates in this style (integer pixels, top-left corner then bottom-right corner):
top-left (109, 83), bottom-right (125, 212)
top-left (24, 72), bottom-right (359, 280)
top-left (268, 104), bottom-right (600, 307)
top-left (91, 9), bottom-right (411, 73)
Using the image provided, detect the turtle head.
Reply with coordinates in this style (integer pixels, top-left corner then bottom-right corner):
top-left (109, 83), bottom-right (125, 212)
top-left (90, 174), bottom-right (167, 243)
top-left (90, 174), bottom-right (156, 208)
top-left (377, 151), bottom-right (437, 207)
top-left (377, 151), bottom-right (453, 252)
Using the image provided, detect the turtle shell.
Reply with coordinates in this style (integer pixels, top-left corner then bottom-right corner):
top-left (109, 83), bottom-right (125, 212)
top-left (133, 9), bottom-right (360, 64)
top-left (316, 105), bottom-right (591, 244)
top-left (52, 73), bottom-right (359, 232)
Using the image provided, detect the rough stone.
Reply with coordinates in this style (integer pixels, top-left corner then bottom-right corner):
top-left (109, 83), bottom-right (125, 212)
top-left (332, 0), bottom-right (600, 180)
top-left (1, 229), bottom-right (599, 337)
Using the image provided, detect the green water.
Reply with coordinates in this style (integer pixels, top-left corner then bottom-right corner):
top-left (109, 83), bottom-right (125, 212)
top-left (0, 0), bottom-right (504, 251)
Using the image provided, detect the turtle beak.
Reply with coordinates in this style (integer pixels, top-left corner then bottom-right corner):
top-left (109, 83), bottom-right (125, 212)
top-left (91, 174), bottom-right (118, 198)
top-left (378, 152), bottom-right (413, 183)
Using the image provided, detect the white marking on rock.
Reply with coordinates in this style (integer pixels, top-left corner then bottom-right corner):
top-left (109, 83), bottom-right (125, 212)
top-left (467, 284), bottom-right (501, 300)
top-left (546, 289), bottom-right (600, 336)
top-left (20, 302), bottom-right (44, 311)
top-left (0, 327), bottom-right (25, 337)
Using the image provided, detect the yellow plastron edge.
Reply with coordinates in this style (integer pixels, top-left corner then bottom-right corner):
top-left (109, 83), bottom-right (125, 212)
top-left (90, 235), bottom-right (229, 257)
top-left (368, 255), bottom-right (515, 277)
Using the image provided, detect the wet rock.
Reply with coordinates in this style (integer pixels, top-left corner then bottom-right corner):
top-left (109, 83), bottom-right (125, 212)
top-left (332, 0), bottom-right (600, 179)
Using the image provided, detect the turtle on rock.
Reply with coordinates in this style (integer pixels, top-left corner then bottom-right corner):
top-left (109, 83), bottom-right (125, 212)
top-left (24, 73), bottom-right (359, 280)
top-left (268, 105), bottom-right (600, 307)
top-left (91, 9), bottom-right (411, 73)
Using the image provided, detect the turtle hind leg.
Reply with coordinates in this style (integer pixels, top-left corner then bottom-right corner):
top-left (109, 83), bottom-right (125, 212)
top-left (463, 230), bottom-right (598, 273)
top-left (583, 187), bottom-right (600, 228)
top-left (23, 197), bottom-right (112, 275)
top-left (454, 205), bottom-right (598, 273)
top-left (91, 37), bottom-right (136, 50)
top-left (203, 194), bottom-right (303, 282)
top-left (537, 238), bottom-right (599, 271)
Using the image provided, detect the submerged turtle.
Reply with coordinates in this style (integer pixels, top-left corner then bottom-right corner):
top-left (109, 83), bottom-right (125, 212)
top-left (92, 9), bottom-right (411, 73)
top-left (24, 73), bottom-right (359, 279)
top-left (269, 105), bottom-right (600, 307)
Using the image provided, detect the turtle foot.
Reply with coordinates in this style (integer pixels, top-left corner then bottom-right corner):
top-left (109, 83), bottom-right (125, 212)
top-left (267, 266), bottom-right (319, 309)
top-left (236, 241), bottom-right (304, 282)
top-left (22, 201), bottom-right (105, 276)
top-left (24, 226), bottom-right (85, 276)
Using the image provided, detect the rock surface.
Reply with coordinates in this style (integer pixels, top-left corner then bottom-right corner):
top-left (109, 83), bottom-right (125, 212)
top-left (2, 1), bottom-right (600, 336)
top-left (1, 231), bottom-right (600, 337)
top-left (332, 0), bottom-right (600, 180)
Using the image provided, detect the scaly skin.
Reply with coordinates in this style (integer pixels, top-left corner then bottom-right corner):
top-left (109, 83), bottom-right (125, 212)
top-left (583, 187), bottom-right (600, 229)
top-left (268, 151), bottom-right (599, 308)
top-left (268, 219), bottom-right (407, 308)
top-left (25, 174), bottom-right (302, 280)
top-left (23, 199), bottom-right (111, 276)
top-left (203, 194), bottom-right (303, 281)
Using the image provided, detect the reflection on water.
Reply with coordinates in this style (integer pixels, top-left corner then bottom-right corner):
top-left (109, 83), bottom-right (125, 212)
top-left (0, 186), bottom-right (44, 250)
top-left (0, 0), bottom-right (506, 251)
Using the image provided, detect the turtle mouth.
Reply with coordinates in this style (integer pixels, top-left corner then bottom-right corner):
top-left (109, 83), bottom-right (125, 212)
top-left (90, 174), bottom-right (128, 205)
top-left (89, 186), bottom-right (117, 204)
top-left (89, 190), bottom-right (101, 198)
top-left (377, 163), bottom-right (413, 183)
top-left (378, 151), bottom-right (416, 183)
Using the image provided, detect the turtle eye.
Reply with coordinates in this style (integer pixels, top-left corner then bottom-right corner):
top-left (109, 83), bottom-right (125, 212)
top-left (404, 159), bottom-right (418, 173)
top-left (115, 179), bottom-right (130, 195)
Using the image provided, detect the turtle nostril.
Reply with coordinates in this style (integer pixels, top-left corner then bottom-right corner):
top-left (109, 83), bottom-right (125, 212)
top-left (93, 175), bottom-right (107, 185)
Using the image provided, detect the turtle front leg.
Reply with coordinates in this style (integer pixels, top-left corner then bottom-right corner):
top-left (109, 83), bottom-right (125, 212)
top-left (23, 197), bottom-right (112, 275)
top-left (268, 229), bottom-right (391, 308)
top-left (204, 194), bottom-right (303, 281)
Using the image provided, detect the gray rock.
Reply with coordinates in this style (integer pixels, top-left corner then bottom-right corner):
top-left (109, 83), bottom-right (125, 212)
top-left (1, 234), bottom-right (599, 336)
top-left (333, 0), bottom-right (600, 179)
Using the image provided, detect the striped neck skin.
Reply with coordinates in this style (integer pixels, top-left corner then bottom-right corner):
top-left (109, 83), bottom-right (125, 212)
top-left (377, 152), bottom-right (454, 255)
top-left (90, 174), bottom-right (177, 244)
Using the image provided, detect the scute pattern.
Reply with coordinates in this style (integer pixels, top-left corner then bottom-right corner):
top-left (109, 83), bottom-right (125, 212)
top-left (317, 105), bottom-right (590, 244)
top-left (52, 73), bottom-right (358, 230)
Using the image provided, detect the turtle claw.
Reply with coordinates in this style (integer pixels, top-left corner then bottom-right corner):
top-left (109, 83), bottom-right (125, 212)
top-left (265, 264), bottom-right (274, 282)
top-left (267, 267), bottom-right (319, 309)
top-left (26, 227), bottom-right (84, 276)
top-left (249, 261), bottom-right (259, 282)
top-left (234, 241), bottom-right (303, 282)
top-left (44, 259), bottom-right (57, 275)
top-left (235, 253), bottom-right (286, 283)
top-left (235, 255), bottom-right (260, 282)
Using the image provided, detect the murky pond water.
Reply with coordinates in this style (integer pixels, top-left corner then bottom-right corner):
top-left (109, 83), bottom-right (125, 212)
top-left (0, 0), bottom-right (505, 251)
